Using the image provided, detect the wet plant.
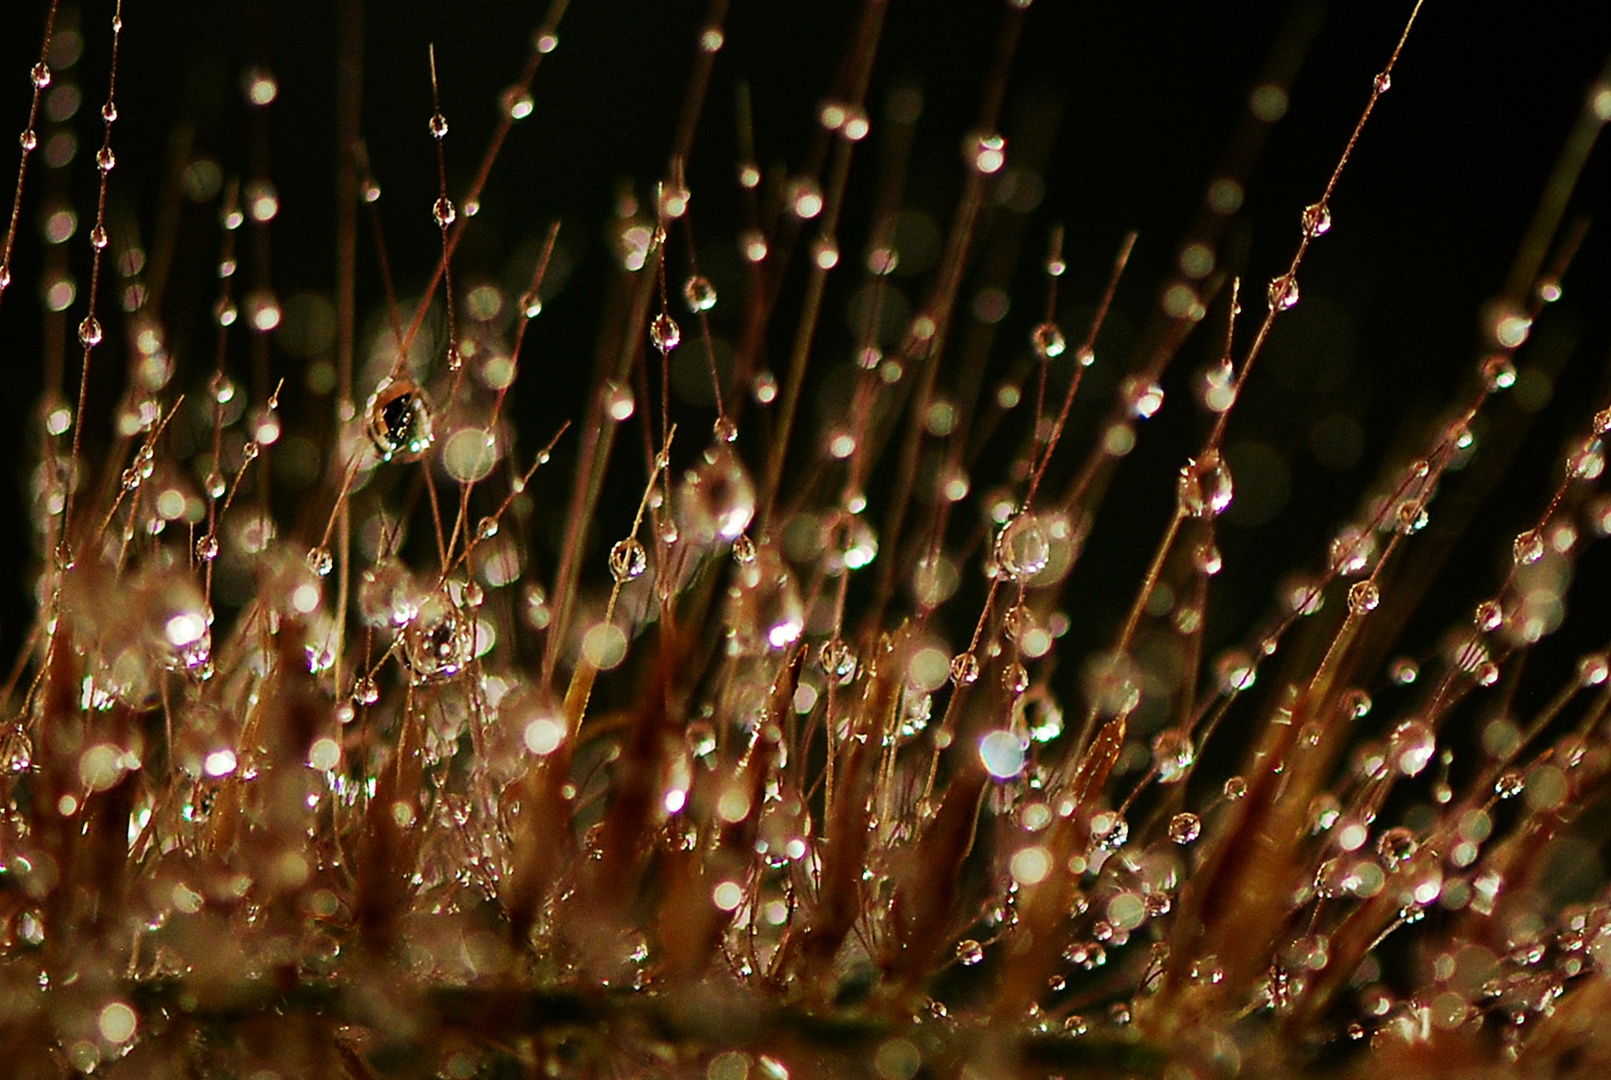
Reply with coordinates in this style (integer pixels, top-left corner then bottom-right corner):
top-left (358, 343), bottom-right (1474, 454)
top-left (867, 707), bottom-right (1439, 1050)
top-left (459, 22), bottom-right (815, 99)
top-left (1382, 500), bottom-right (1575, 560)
top-left (2, 1), bottom-right (1611, 1077)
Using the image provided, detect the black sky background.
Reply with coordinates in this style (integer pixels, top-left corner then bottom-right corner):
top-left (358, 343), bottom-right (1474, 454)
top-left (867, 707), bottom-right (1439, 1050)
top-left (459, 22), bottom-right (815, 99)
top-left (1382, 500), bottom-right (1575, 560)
top-left (1, 1), bottom-right (1609, 727)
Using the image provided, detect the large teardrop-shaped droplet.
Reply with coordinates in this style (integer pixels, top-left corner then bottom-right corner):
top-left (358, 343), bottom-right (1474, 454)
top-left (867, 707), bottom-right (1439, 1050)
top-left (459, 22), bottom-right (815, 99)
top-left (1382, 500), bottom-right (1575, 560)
top-left (366, 376), bottom-right (435, 462)
top-left (677, 445), bottom-right (756, 546)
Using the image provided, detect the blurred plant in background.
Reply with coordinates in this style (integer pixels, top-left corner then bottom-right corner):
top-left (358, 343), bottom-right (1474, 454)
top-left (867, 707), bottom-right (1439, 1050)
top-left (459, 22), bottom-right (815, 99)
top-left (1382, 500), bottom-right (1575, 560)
top-left (2, 1), bottom-right (1611, 1077)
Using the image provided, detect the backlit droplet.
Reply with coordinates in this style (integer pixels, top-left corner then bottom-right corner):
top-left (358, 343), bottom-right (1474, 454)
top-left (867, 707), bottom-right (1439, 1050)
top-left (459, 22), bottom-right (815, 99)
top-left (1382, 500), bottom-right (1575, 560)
top-left (195, 533), bottom-right (219, 561)
top-left (433, 196), bottom-right (456, 226)
top-left (1348, 580), bottom-right (1379, 615)
top-left (1030, 321), bottom-right (1066, 360)
top-left (957, 939), bottom-right (984, 966)
top-left (786, 177), bottom-right (824, 219)
top-left (950, 651), bottom-right (980, 686)
top-left (353, 676), bottom-right (380, 706)
top-left (1301, 202), bottom-right (1331, 237)
top-left (1002, 662), bottom-right (1029, 697)
top-left (31, 62), bottom-right (51, 89)
top-left (476, 516), bottom-right (499, 540)
top-left (713, 415), bottom-right (738, 444)
top-left (1374, 71), bottom-right (1392, 93)
top-left (1152, 728), bottom-right (1195, 783)
top-left (1389, 719), bottom-right (1435, 776)
top-left (1267, 273), bottom-right (1299, 311)
top-left (306, 546), bottom-right (333, 577)
top-left (997, 513), bottom-right (1050, 580)
top-left (503, 87), bottom-right (534, 120)
top-left (979, 729), bottom-right (1026, 778)
top-left (964, 129), bottom-right (1006, 174)
top-left (820, 639), bottom-right (857, 683)
top-left (683, 275), bottom-right (717, 312)
top-left (78, 316), bottom-right (103, 347)
top-left (1168, 812), bottom-right (1201, 844)
top-left (609, 538), bottom-right (647, 582)
top-left (429, 112), bottom-right (448, 138)
top-left (1513, 530), bottom-right (1544, 565)
top-left (18, 129), bottom-right (35, 152)
top-left (650, 312), bottom-right (681, 353)
top-left (1177, 451), bottom-right (1233, 517)
top-left (1474, 599), bottom-right (1503, 632)
top-left (1377, 827), bottom-right (1417, 867)
top-left (676, 446), bottom-right (756, 545)
top-left (366, 377), bottom-right (435, 462)
top-left (402, 592), bottom-right (474, 683)
top-left (1481, 353), bottom-right (1516, 392)
top-left (97, 146), bottom-right (116, 173)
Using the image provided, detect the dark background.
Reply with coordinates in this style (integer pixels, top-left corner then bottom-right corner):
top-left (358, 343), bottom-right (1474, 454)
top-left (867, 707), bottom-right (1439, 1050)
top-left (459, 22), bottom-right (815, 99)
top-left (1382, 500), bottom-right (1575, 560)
top-left (1, 1), bottom-right (1609, 727)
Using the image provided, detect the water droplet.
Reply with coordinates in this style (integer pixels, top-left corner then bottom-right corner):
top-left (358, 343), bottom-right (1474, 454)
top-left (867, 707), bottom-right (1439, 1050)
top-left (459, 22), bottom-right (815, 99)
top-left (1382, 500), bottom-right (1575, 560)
top-left (503, 87), bottom-right (534, 120)
top-left (1177, 451), bottom-right (1233, 517)
top-left (19, 129), bottom-right (36, 152)
top-left (429, 112), bottom-right (449, 138)
top-left (997, 513), bottom-right (1050, 580)
top-left (1377, 827), bottom-right (1418, 867)
top-left (1494, 772), bottom-right (1524, 799)
top-left (786, 177), bottom-right (824, 219)
top-left (1330, 526), bottom-right (1375, 575)
top-left (353, 676), bottom-right (380, 705)
top-left (1215, 648), bottom-right (1256, 694)
top-left (820, 639), bottom-right (857, 683)
top-left (1513, 529), bottom-right (1544, 565)
top-left (956, 939), bottom-right (985, 966)
top-left (1374, 71), bottom-right (1392, 93)
top-left (366, 377), bottom-right (435, 462)
top-left (432, 196), bottom-right (456, 226)
top-left (241, 440), bottom-right (260, 461)
top-left (964, 129), bottom-right (1006, 173)
top-left (97, 146), bottom-right (116, 173)
top-left (1168, 812), bottom-right (1202, 844)
top-left (1002, 662), bottom-right (1029, 697)
top-left (78, 316), bottom-right (103, 347)
top-left (731, 534), bottom-right (755, 564)
top-left (676, 446), bottom-right (755, 545)
top-left (476, 516), bottom-right (499, 540)
top-left (1267, 273), bottom-right (1300, 310)
top-left (979, 729), bottom-right (1026, 778)
top-left (31, 62), bottom-right (51, 89)
top-left (306, 546), bottom-right (333, 577)
top-left (1389, 719), bottom-right (1435, 776)
top-left (1481, 353), bottom-right (1517, 392)
top-left (195, 533), bottom-right (219, 561)
top-left (713, 415), bottom-right (738, 444)
top-left (1223, 775), bottom-right (1247, 800)
top-left (950, 651), bottom-right (980, 686)
top-left (683, 275), bottom-right (717, 312)
top-left (1473, 599), bottom-right (1503, 632)
top-left (1152, 728), bottom-right (1195, 783)
top-left (1301, 202), bottom-right (1331, 237)
top-left (1030, 321), bottom-right (1066, 360)
top-left (650, 312), bottom-right (681, 353)
top-left (1123, 377), bottom-right (1165, 419)
top-left (120, 467), bottom-right (140, 491)
top-left (402, 592), bottom-right (474, 683)
top-left (609, 538), bottom-right (647, 582)
top-left (1348, 580), bottom-right (1380, 615)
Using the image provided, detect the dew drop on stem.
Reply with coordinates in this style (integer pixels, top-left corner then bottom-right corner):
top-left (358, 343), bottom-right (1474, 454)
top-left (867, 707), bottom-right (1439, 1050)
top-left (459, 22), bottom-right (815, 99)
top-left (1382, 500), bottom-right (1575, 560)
top-left (609, 538), bottom-right (647, 582)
